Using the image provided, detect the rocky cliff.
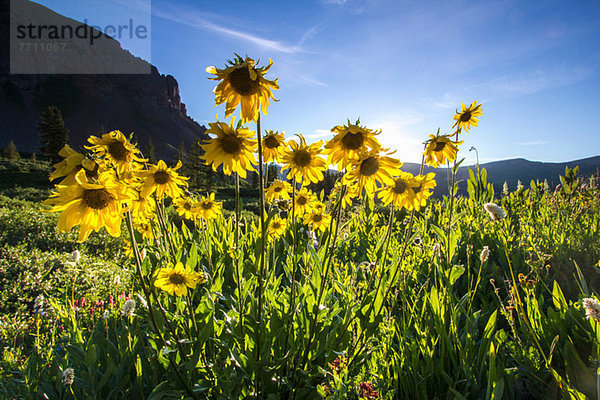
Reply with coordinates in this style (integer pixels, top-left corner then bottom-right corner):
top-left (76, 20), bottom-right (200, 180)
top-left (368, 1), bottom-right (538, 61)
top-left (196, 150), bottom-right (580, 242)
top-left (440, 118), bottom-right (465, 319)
top-left (0, 0), bottom-right (207, 159)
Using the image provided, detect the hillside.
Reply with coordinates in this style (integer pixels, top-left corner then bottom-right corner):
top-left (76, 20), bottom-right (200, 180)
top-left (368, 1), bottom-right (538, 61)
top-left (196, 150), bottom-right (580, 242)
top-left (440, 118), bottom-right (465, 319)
top-left (0, 0), bottom-right (207, 158)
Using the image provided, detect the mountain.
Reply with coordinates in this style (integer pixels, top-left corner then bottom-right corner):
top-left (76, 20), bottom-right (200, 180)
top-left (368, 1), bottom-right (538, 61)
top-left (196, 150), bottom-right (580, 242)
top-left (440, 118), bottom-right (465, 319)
top-left (400, 156), bottom-right (600, 197)
top-left (0, 0), bottom-right (207, 159)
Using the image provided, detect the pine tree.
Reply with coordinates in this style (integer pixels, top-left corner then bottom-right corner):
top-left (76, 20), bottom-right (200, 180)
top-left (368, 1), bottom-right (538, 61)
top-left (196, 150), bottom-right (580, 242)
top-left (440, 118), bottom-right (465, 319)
top-left (1, 140), bottom-right (20, 161)
top-left (187, 139), bottom-right (215, 192)
top-left (37, 106), bottom-right (69, 164)
top-left (144, 138), bottom-right (156, 164)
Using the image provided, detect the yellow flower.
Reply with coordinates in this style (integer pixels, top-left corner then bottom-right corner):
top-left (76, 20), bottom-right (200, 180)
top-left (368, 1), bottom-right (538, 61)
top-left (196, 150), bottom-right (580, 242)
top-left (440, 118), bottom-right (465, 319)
top-left (154, 262), bottom-right (205, 296)
top-left (265, 180), bottom-right (292, 203)
top-left (44, 169), bottom-right (131, 242)
top-left (343, 149), bottom-right (401, 195)
top-left (138, 160), bottom-right (189, 199)
top-left (129, 190), bottom-right (156, 222)
top-left (134, 220), bottom-right (154, 240)
top-left (313, 201), bottom-right (327, 213)
top-left (50, 145), bottom-right (102, 185)
top-left (330, 181), bottom-right (359, 209)
top-left (304, 211), bottom-right (332, 233)
top-left (324, 120), bottom-right (381, 169)
top-left (262, 130), bottom-right (286, 163)
top-left (206, 55), bottom-right (279, 123)
top-left (174, 196), bottom-right (199, 220)
top-left (378, 171), bottom-right (419, 210)
top-left (294, 187), bottom-right (316, 216)
top-left (268, 215), bottom-right (287, 241)
top-left (423, 133), bottom-right (463, 168)
top-left (412, 173), bottom-right (436, 210)
top-left (201, 117), bottom-right (257, 179)
top-left (195, 193), bottom-right (222, 221)
top-left (452, 101), bottom-right (483, 132)
top-left (86, 130), bottom-right (145, 175)
top-left (281, 134), bottom-right (328, 185)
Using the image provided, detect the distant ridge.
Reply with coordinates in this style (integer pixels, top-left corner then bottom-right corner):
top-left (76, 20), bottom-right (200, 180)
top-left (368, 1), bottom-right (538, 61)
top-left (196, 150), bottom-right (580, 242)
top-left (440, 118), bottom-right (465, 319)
top-left (400, 156), bottom-right (600, 197)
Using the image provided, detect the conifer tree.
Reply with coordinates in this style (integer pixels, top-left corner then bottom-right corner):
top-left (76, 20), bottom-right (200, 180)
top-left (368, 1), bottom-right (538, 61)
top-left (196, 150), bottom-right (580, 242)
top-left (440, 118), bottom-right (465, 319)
top-left (144, 137), bottom-right (157, 164)
top-left (1, 140), bottom-right (20, 161)
top-left (37, 106), bottom-right (69, 164)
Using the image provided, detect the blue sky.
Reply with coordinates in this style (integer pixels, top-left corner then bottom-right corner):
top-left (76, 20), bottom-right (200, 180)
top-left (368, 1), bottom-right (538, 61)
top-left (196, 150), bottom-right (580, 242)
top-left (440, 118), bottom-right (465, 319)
top-left (36, 0), bottom-right (600, 164)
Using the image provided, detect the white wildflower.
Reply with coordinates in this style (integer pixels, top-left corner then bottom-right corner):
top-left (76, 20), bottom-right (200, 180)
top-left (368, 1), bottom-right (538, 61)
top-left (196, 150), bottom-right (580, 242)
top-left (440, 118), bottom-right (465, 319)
top-left (140, 248), bottom-right (147, 261)
top-left (121, 299), bottom-right (136, 317)
top-left (583, 298), bottom-right (600, 322)
top-left (62, 367), bottom-right (75, 386)
top-left (69, 250), bottom-right (80, 263)
top-left (480, 246), bottom-right (490, 263)
top-left (484, 203), bottom-right (506, 221)
top-left (502, 181), bottom-right (509, 196)
top-left (113, 275), bottom-right (121, 287)
top-left (102, 310), bottom-right (110, 320)
top-left (432, 243), bottom-right (441, 257)
top-left (517, 180), bottom-right (524, 191)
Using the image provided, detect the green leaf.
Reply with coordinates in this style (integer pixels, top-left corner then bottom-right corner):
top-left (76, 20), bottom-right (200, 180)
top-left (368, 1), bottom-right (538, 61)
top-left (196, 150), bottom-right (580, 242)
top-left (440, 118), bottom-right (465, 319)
top-left (552, 281), bottom-right (567, 311)
top-left (448, 265), bottom-right (465, 285)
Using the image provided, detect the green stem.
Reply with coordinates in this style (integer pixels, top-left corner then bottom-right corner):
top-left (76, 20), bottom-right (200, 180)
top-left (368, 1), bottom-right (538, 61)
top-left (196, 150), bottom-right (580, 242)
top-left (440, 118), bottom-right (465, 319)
top-left (255, 114), bottom-right (267, 395)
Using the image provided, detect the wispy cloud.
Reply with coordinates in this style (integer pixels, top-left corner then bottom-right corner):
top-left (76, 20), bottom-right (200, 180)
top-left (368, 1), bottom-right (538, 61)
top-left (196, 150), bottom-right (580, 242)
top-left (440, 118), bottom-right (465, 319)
top-left (152, 6), bottom-right (305, 54)
top-left (304, 129), bottom-right (332, 139)
top-left (515, 140), bottom-right (549, 146)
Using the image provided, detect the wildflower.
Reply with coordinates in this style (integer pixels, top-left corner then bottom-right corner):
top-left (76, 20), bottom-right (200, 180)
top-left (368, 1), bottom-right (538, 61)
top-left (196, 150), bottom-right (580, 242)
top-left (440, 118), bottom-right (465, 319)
top-left (378, 171), bottom-right (419, 211)
top-left (262, 130), bottom-right (286, 163)
top-left (154, 262), bottom-right (205, 296)
top-left (113, 275), bottom-right (121, 287)
top-left (140, 248), bottom-right (146, 261)
top-left (138, 160), bottom-right (189, 199)
top-left (480, 246), bottom-right (490, 263)
top-left (206, 55), bottom-right (279, 123)
top-left (432, 243), bottom-right (441, 257)
top-left (62, 367), bottom-right (75, 386)
top-left (357, 382), bottom-right (379, 399)
top-left (452, 101), bottom-right (483, 132)
top-left (195, 193), bottom-right (223, 221)
top-left (34, 294), bottom-right (45, 315)
top-left (268, 215), bottom-right (287, 240)
top-left (329, 355), bottom-right (347, 374)
top-left (423, 132), bottom-right (463, 168)
top-left (294, 187), bottom-right (317, 216)
top-left (103, 310), bottom-right (110, 319)
top-left (121, 299), bottom-right (136, 317)
top-left (343, 149), bottom-right (401, 195)
top-left (484, 203), bottom-right (506, 221)
top-left (330, 181), bottom-right (359, 209)
top-left (174, 196), bottom-right (199, 220)
top-left (503, 181), bottom-right (509, 196)
top-left (281, 134), bottom-right (328, 185)
top-left (69, 250), bottom-right (80, 263)
top-left (44, 169), bottom-right (132, 242)
top-left (86, 130), bottom-right (145, 175)
top-left (276, 199), bottom-right (291, 212)
top-left (324, 120), bottom-right (381, 169)
top-left (265, 180), bottom-right (292, 203)
top-left (201, 116), bottom-right (257, 178)
top-left (517, 180), bottom-right (524, 191)
top-left (307, 230), bottom-right (318, 249)
top-left (583, 298), bottom-right (600, 322)
top-left (304, 211), bottom-right (332, 233)
top-left (412, 172), bottom-right (436, 210)
top-left (50, 145), bottom-right (101, 185)
top-left (136, 294), bottom-right (148, 308)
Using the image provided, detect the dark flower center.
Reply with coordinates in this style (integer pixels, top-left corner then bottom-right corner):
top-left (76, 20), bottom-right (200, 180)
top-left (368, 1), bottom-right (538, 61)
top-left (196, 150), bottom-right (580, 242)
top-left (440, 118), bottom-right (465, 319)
top-left (184, 203), bottom-right (192, 210)
top-left (108, 141), bottom-right (129, 161)
top-left (228, 66), bottom-right (260, 96)
top-left (221, 134), bottom-right (242, 154)
top-left (83, 163), bottom-right (99, 181)
top-left (434, 141), bottom-right (446, 152)
top-left (341, 132), bottom-right (364, 150)
top-left (413, 184), bottom-right (422, 194)
top-left (82, 188), bottom-right (112, 210)
top-left (154, 171), bottom-right (170, 185)
top-left (293, 150), bottom-right (311, 167)
top-left (201, 201), bottom-right (213, 210)
top-left (274, 186), bottom-right (282, 192)
top-left (272, 222), bottom-right (281, 230)
top-left (359, 157), bottom-right (379, 176)
top-left (459, 111), bottom-right (472, 122)
top-left (312, 214), bottom-right (323, 223)
top-left (392, 179), bottom-right (407, 194)
top-left (297, 196), bottom-right (308, 206)
top-left (168, 272), bottom-right (186, 285)
top-left (264, 135), bottom-right (280, 149)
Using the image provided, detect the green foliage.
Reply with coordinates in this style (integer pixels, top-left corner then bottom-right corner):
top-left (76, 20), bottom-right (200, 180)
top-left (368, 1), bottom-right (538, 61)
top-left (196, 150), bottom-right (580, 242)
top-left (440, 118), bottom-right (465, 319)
top-left (1, 140), bottom-right (21, 161)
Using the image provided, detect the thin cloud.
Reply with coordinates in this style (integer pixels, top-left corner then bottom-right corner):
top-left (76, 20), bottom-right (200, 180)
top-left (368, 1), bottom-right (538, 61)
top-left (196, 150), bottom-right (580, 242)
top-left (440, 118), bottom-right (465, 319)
top-left (304, 129), bottom-right (332, 139)
top-left (152, 6), bottom-right (305, 54)
top-left (515, 140), bottom-right (549, 146)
